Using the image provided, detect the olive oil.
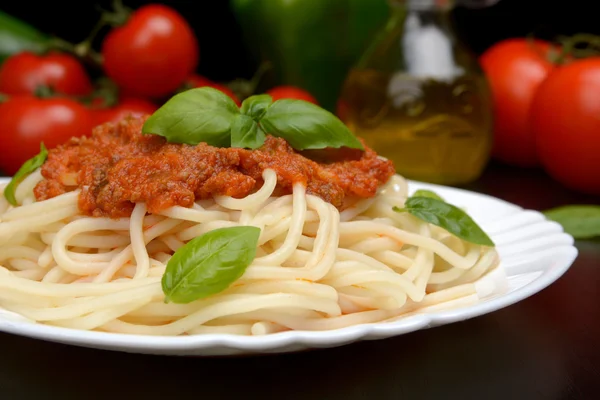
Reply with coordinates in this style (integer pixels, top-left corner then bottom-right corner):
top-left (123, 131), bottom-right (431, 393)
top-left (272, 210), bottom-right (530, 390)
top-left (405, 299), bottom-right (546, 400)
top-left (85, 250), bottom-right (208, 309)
top-left (338, 0), bottom-right (493, 185)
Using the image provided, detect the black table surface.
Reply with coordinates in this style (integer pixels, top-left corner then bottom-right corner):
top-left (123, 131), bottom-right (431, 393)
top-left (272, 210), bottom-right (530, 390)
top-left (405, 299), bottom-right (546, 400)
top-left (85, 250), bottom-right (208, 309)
top-left (0, 163), bottom-right (598, 400)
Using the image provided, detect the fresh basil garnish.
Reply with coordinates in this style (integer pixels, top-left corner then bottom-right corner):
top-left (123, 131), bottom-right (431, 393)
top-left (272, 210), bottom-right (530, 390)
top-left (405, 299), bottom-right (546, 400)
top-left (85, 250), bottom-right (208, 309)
top-left (394, 196), bottom-right (494, 247)
top-left (231, 114), bottom-right (266, 149)
top-left (543, 205), bottom-right (600, 239)
top-left (260, 99), bottom-right (364, 151)
top-left (161, 226), bottom-right (261, 304)
top-left (4, 143), bottom-right (48, 206)
top-left (412, 189), bottom-right (444, 201)
top-left (241, 94), bottom-right (273, 121)
top-left (142, 87), bottom-right (240, 147)
top-left (142, 88), bottom-right (365, 152)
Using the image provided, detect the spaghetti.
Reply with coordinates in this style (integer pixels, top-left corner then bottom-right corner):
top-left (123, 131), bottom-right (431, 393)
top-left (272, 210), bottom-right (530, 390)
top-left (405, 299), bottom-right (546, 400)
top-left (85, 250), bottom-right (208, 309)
top-left (0, 165), bottom-right (500, 336)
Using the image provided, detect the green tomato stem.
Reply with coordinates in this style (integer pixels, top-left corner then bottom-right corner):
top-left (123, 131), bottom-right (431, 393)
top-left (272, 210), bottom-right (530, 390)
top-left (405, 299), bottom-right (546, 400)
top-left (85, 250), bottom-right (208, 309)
top-left (65, 0), bottom-right (130, 69)
top-left (555, 33), bottom-right (600, 64)
top-left (34, 85), bottom-right (56, 98)
top-left (46, 35), bottom-right (103, 68)
top-left (227, 61), bottom-right (273, 101)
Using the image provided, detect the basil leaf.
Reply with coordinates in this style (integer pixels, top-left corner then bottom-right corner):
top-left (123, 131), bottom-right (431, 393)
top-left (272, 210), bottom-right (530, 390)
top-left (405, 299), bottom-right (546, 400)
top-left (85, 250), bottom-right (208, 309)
top-left (162, 226), bottom-right (261, 304)
top-left (231, 114), bottom-right (266, 149)
top-left (241, 94), bottom-right (272, 121)
top-left (260, 99), bottom-right (365, 151)
top-left (142, 87), bottom-right (240, 147)
top-left (4, 143), bottom-right (48, 206)
top-left (412, 189), bottom-right (444, 201)
top-left (543, 205), bottom-right (600, 239)
top-left (393, 197), bottom-right (494, 247)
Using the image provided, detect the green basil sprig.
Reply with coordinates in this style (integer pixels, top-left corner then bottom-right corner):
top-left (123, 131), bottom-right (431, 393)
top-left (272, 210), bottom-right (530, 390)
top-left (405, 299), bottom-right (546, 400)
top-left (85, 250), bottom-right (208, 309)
top-left (142, 87), bottom-right (364, 151)
top-left (543, 205), bottom-right (600, 239)
top-left (231, 114), bottom-right (266, 149)
top-left (161, 226), bottom-right (261, 304)
top-left (240, 94), bottom-right (272, 120)
top-left (142, 87), bottom-right (240, 147)
top-left (394, 195), bottom-right (494, 247)
top-left (260, 99), bottom-right (364, 150)
top-left (4, 143), bottom-right (48, 206)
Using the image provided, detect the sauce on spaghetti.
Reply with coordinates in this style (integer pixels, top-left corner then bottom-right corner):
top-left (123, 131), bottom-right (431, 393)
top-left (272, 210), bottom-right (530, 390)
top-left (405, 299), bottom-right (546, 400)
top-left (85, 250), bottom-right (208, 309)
top-left (34, 116), bottom-right (395, 218)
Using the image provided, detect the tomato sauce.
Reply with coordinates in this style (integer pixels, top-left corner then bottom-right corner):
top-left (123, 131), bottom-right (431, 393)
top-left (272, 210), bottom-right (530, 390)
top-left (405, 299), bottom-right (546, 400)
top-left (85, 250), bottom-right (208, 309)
top-left (34, 116), bottom-right (395, 218)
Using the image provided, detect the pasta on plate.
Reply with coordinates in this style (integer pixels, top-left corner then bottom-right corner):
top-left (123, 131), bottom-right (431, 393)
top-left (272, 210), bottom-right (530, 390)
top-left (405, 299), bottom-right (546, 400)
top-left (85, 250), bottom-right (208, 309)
top-left (0, 88), bottom-right (502, 337)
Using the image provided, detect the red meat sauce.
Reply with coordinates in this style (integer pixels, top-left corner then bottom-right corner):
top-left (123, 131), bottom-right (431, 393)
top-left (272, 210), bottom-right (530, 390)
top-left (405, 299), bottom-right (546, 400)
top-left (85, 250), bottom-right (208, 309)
top-left (34, 116), bottom-right (395, 218)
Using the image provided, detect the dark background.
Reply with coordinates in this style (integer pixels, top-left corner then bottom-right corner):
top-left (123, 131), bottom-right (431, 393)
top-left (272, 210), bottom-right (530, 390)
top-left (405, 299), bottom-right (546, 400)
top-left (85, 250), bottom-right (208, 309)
top-left (1, 0), bottom-right (595, 82)
top-left (1, 3), bottom-right (600, 398)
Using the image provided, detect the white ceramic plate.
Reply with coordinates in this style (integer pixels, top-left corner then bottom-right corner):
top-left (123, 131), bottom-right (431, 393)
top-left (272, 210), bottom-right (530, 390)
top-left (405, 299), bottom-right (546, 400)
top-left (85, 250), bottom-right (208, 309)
top-left (0, 178), bottom-right (578, 356)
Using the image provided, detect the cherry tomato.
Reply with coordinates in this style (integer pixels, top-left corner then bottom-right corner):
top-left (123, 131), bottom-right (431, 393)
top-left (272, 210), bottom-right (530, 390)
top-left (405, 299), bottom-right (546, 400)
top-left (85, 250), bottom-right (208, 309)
top-left (0, 51), bottom-right (93, 96)
top-left (530, 58), bottom-right (600, 196)
top-left (101, 5), bottom-right (199, 99)
top-left (187, 75), bottom-right (240, 106)
top-left (0, 96), bottom-right (94, 175)
top-left (480, 39), bottom-right (557, 167)
top-left (93, 97), bottom-right (158, 126)
top-left (267, 86), bottom-right (318, 104)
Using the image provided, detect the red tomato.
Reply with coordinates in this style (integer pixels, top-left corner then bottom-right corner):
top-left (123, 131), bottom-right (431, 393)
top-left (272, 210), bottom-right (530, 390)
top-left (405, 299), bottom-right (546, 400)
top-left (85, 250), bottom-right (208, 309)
top-left (530, 58), bottom-right (600, 196)
top-left (101, 4), bottom-right (199, 99)
top-left (93, 97), bottom-right (158, 126)
top-left (267, 86), bottom-right (318, 104)
top-left (480, 39), bottom-right (557, 167)
top-left (0, 96), bottom-right (94, 175)
top-left (0, 51), bottom-right (93, 96)
top-left (187, 75), bottom-right (240, 106)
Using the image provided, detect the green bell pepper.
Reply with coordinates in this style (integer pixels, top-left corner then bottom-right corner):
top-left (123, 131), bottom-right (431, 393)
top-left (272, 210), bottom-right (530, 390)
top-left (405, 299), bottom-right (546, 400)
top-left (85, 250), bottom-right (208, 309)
top-left (0, 10), bottom-right (50, 64)
top-left (231, 0), bottom-right (389, 112)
